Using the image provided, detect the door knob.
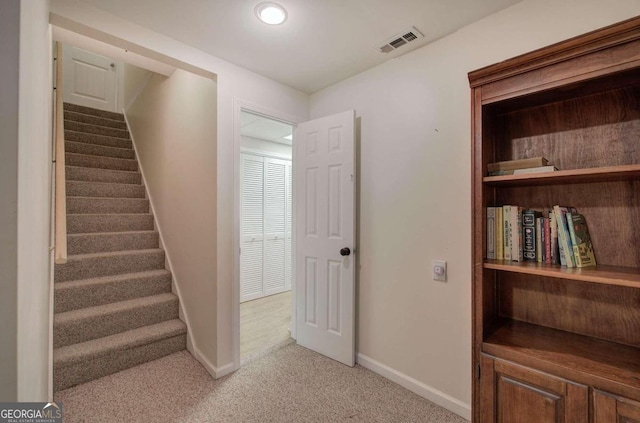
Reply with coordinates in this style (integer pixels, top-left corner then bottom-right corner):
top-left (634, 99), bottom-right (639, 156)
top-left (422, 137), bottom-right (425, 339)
top-left (340, 247), bottom-right (351, 256)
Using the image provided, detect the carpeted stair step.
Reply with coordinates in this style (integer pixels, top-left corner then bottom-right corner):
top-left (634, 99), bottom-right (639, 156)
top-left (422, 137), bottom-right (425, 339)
top-left (67, 213), bottom-right (154, 234)
top-left (64, 110), bottom-right (128, 130)
top-left (64, 102), bottom-right (125, 122)
top-left (65, 140), bottom-right (135, 160)
top-left (65, 130), bottom-right (132, 149)
top-left (54, 292), bottom-right (179, 348)
top-left (67, 196), bottom-right (148, 214)
top-left (54, 269), bottom-right (172, 313)
top-left (67, 230), bottom-right (159, 255)
top-left (66, 152), bottom-right (137, 172)
top-left (53, 319), bottom-right (186, 391)
top-left (54, 249), bottom-right (165, 283)
top-left (66, 166), bottom-right (141, 185)
top-left (65, 120), bottom-right (130, 139)
top-left (66, 180), bottom-right (145, 199)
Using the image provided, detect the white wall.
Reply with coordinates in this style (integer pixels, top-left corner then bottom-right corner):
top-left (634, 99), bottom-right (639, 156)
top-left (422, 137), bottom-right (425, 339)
top-left (49, 0), bottom-right (309, 371)
top-left (309, 0), bottom-right (640, 417)
top-left (241, 136), bottom-right (292, 159)
top-left (122, 62), bottom-right (151, 110)
top-left (17, 0), bottom-right (52, 401)
top-left (126, 70), bottom-right (218, 367)
top-left (0, 0), bottom-right (52, 401)
top-left (0, 0), bottom-right (21, 401)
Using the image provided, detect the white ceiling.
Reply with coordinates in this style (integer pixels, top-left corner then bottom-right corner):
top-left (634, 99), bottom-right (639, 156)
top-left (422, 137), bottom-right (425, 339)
top-left (74, 0), bottom-right (521, 94)
top-left (241, 111), bottom-right (293, 145)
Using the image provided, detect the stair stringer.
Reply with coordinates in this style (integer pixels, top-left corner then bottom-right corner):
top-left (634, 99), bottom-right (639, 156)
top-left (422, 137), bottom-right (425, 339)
top-left (122, 111), bottom-right (222, 378)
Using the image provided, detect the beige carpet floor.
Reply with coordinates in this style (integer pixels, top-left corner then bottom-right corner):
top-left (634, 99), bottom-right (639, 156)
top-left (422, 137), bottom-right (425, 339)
top-left (55, 343), bottom-right (469, 422)
top-left (241, 291), bottom-right (292, 360)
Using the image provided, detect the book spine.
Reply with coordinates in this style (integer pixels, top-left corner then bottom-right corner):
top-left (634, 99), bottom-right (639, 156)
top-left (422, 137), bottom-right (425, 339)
top-left (553, 206), bottom-right (575, 268)
top-left (549, 211), bottom-right (558, 264)
top-left (503, 206), bottom-right (511, 261)
top-left (543, 214), bottom-right (551, 264)
top-left (487, 207), bottom-right (496, 260)
top-left (536, 217), bottom-right (543, 263)
top-left (512, 207), bottom-right (523, 262)
top-left (570, 214), bottom-right (597, 267)
top-left (522, 210), bottom-right (537, 262)
top-left (496, 207), bottom-right (504, 260)
top-left (566, 212), bottom-right (581, 266)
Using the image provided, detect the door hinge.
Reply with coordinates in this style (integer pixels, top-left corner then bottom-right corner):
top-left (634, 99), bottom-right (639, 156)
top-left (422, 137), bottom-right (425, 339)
top-left (476, 363), bottom-right (481, 380)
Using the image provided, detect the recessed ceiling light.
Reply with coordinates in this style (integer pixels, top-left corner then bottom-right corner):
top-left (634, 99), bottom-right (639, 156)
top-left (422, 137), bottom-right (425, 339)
top-left (255, 2), bottom-right (287, 25)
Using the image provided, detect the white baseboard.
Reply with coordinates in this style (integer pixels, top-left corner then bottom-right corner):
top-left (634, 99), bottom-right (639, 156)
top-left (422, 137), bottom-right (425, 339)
top-left (213, 362), bottom-right (236, 379)
top-left (192, 344), bottom-right (235, 379)
top-left (356, 353), bottom-right (471, 421)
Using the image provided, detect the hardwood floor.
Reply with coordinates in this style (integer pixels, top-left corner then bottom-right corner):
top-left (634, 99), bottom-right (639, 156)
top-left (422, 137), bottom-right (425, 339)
top-left (240, 290), bottom-right (292, 360)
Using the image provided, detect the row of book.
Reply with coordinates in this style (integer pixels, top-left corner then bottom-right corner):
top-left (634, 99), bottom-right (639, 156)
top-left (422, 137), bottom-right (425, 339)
top-left (486, 205), bottom-right (597, 268)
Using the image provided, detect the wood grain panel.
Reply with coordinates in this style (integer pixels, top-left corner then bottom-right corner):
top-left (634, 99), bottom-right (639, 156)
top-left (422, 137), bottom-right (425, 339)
top-left (494, 360), bottom-right (566, 423)
top-left (484, 321), bottom-right (640, 401)
top-left (499, 274), bottom-right (640, 347)
top-left (565, 383), bottom-right (588, 423)
top-left (480, 355), bottom-right (496, 423)
top-left (593, 390), bottom-right (618, 423)
top-left (619, 397), bottom-right (640, 422)
top-left (498, 86), bottom-right (640, 169)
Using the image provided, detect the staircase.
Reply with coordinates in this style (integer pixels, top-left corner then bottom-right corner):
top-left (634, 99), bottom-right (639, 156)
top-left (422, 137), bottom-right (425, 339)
top-left (53, 103), bottom-right (187, 392)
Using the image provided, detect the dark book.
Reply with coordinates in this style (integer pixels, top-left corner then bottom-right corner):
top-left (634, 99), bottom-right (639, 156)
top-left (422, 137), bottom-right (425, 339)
top-left (553, 206), bottom-right (578, 267)
top-left (522, 210), bottom-right (542, 262)
top-left (548, 210), bottom-right (559, 264)
top-left (487, 207), bottom-right (496, 260)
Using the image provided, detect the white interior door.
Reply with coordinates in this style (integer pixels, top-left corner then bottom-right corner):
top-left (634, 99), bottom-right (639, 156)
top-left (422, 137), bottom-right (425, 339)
top-left (62, 45), bottom-right (117, 112)
top-left (295, 110), bottom-right (356, 366)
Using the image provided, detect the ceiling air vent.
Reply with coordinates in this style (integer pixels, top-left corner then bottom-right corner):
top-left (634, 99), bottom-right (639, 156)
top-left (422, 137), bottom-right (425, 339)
top-left (378, 26), bottom-right (424, 54)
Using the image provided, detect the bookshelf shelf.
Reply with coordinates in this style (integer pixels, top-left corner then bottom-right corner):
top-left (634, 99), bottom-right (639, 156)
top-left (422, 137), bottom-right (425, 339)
top-left (483, 320), bottom-right (640, 398)
top-left (483, 164), bottom-right (640, 186)
top-left (484, 260), bottom-right (640, 288)
top-left (469, 16), bottom-right (640, 422)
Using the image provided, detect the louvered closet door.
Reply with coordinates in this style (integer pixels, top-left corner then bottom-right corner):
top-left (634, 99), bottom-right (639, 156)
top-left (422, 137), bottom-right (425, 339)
top-left (264, 158), bottom-right (289, 296)
top-left (240, 154), bottom-right (265, 302)
top-left (285, 163), bottom-right (293, 290)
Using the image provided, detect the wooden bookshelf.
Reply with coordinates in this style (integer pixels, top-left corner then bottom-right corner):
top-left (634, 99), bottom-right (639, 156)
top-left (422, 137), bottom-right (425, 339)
top-left (469, 16), bottom-right (640, 423)
top-left (484, 164), bottom-right (640, 186)
top-left (484, 260), bottom-right (640, 288)
top-left (484, 320), bottom-right (640, 400)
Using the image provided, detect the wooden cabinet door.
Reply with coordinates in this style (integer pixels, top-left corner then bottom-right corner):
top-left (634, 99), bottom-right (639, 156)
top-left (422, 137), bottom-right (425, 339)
top-left (480, 355), bottom-right (588, 423)
top-left (594, 390), bottom-right (640, 423)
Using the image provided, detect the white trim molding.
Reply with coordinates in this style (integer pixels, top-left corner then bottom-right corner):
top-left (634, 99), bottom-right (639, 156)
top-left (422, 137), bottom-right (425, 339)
top-left (193, 345), bottom-right (235, 379)
top-left (356, 353), bottom-right (471, 421)
top-left (232, 98), bottom-right (305, 371)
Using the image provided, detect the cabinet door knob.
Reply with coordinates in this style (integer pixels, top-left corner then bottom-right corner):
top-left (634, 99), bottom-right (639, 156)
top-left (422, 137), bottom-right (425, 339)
top-left (340, 247), bottom-right (351, 256)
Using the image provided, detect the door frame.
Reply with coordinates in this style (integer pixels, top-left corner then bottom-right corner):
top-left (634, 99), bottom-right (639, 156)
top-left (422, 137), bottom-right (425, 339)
top-left (232, 99), bottom-right (305, 370)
